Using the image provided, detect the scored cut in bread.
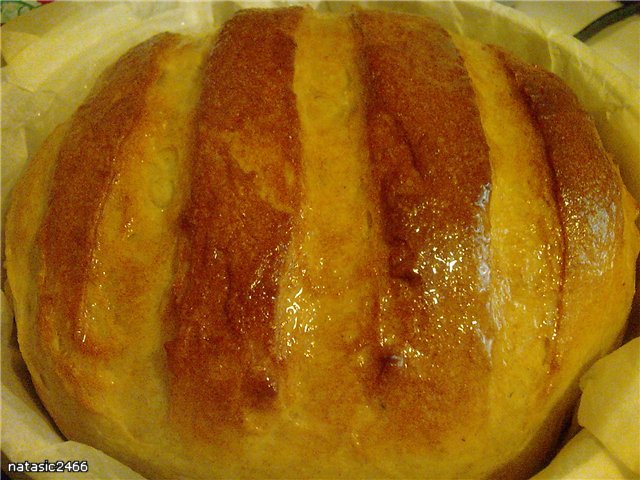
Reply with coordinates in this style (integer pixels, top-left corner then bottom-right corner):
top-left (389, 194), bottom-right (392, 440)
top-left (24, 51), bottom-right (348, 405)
top-left (5, 7), bottom-right (640, 480)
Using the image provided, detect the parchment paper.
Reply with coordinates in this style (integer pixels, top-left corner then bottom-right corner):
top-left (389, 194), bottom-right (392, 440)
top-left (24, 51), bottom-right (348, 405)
top-left (1, 2), bottom-right (638, 479)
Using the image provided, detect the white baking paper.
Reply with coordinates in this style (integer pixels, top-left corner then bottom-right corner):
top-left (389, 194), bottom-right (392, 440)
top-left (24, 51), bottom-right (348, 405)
top-left (1, 2), bottom-right (639, 479)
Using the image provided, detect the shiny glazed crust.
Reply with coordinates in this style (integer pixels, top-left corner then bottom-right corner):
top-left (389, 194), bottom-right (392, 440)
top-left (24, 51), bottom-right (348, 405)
top-left (5, 7), bottom-right (640, 479)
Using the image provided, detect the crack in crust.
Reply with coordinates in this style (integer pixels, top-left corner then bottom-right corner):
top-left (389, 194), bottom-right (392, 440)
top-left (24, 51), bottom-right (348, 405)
top-left (163, 7), bottom-right (304, 438)
top-left (36, 33), bottom-right (178, 361)
top-left (496, 48), bottom-right (623, 382)
top-left (351, 9), bottom-right (494, 445)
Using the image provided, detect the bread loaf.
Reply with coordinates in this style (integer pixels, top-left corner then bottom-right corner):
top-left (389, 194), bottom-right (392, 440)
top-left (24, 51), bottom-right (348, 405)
top-left (5, 7), bottom-right (639, 479)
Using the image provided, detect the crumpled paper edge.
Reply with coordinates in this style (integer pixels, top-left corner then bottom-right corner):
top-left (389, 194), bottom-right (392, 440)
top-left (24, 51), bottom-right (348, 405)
top-left (1, 2), bottom-right (639, 479)
top-left (533, 338), bottom-right (640, 479)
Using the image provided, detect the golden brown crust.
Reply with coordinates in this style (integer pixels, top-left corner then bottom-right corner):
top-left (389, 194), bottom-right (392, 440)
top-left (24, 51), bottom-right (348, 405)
top-left (5, 7), bottom-right (639, 480)
top-left (496, 49), bottom-right (624, 377)
top-left (494, 50), bottom-right (569, 380)
top-left (36, 33), bottom-right (179, 358)
top-left (351, 9), bottom-right (493, 447)
top-left (164, 7), bottom-right (303, 438)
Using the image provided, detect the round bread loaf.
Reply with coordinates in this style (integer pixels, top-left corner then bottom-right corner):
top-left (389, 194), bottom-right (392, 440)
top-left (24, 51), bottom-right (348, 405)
top-left (5, 7), bottom-right (640, 479)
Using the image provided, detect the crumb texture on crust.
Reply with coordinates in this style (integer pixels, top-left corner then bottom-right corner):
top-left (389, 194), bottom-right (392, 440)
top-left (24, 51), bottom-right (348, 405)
top-left (5, 6), bottom-right (640, 480)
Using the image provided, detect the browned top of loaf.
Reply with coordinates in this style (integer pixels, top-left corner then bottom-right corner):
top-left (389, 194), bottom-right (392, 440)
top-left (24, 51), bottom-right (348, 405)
top-left (165, 7), bottom-right (303, 436)
top-left (352, 9), bottom-right (494, 443)
top-left (36, 33), bottom-right (176, 355)
top-left (7, 6), bottom-right (637, 480)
